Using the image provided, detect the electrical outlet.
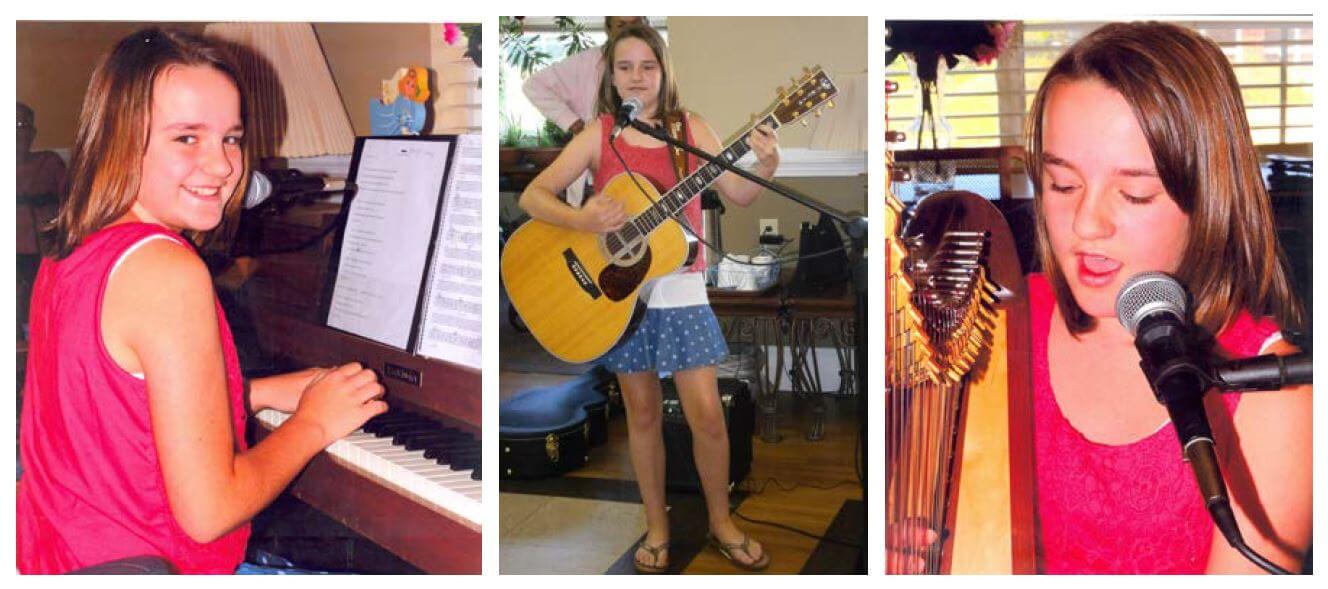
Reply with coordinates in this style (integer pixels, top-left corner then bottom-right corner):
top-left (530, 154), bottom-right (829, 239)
top-left (759, 218), bottom-right (779, 236)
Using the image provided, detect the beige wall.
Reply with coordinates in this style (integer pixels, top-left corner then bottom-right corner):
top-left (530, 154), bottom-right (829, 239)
top-left (313, 23), bottom-right (432, 136)
top-left (16, 22), bottom-right (208, 150)
top-left (667, 16), bottom-right (868, 254)
top-left (15, 21), bottom-right (444, 149)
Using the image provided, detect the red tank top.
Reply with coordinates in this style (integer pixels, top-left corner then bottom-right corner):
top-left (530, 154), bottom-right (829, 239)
top-left (593, 112), bottom-right (706, 272)
top-left (1029, 273), bottom-right (1278, 573)
top-left (18, 222), bottom-right (251, 574)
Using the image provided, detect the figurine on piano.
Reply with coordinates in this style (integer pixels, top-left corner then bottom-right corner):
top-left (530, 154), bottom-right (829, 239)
top-left (16, 28), bottom-right (388, 575)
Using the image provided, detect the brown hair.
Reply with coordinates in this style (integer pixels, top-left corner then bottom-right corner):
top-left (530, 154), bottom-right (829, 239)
top-left (602, 16), bottom-right (650, 32)
top-left (44, 27), bottom-right (248, 258)
top-left (1025, 21), bottom-right (1302, 335)
top-left (596, 23), bottom-right (681, 121)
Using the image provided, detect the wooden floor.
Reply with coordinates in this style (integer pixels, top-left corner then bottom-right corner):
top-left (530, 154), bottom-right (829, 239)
top-left (500, 368), bottom-right (863, 574)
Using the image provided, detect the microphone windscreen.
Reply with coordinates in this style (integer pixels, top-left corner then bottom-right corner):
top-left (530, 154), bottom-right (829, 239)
top-left (243, 170), bottom-right (274, 210)
top-left (623, 96), bottom-right (642, 117)
top-left (1115, 271), bottom-right (1187, 335)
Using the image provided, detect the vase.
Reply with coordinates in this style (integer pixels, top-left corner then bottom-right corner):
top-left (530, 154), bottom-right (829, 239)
top-left (905, 56), bottom-right (956, 197)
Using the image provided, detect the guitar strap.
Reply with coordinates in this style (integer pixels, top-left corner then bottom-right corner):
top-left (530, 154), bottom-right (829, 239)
top-left (663, 111), bottom-right (696, 235)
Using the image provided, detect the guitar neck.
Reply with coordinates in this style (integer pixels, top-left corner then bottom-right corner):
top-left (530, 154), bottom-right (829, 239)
top-left (626, 112), bottom-right (780, 237)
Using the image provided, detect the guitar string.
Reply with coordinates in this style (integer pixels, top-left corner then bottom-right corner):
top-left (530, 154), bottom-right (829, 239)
top-left (604, 119), bottom-right (853, 269)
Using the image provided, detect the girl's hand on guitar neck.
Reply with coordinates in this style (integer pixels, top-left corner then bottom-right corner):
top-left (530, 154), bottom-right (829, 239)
top-left (746, 123), bottom-right (780, 175)
top-left (575, 194), bottom-right (628, 233)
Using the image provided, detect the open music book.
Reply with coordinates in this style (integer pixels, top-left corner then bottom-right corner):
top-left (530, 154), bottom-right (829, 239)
top-left (324, 134), bottom-right (482, 370)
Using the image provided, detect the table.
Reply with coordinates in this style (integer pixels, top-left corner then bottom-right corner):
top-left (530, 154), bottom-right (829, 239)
top-left (708, 284), bottom-right (856, 442)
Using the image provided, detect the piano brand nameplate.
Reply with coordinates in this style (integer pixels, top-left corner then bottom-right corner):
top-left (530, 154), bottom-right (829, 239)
top-left (383, 362), bottom-right (422, 387)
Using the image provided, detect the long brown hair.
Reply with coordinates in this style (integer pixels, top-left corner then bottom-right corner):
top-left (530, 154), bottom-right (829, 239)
top-left (1025, 21), bottom-right (1302, 335)
top-left (595, 23), bottom-right (681, 121)
top-left (44, 27), bottom-right (248, 259)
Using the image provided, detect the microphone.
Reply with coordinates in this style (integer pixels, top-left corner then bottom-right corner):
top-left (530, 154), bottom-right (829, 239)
top-left (1116, 272), bottom-right (1284, 571)
top-left (1212, 352), bottom-right (1313, 392)
top-left (610, 97), bottom-right (643, 141)
top-left (242, 169), bottom-right (350, 210)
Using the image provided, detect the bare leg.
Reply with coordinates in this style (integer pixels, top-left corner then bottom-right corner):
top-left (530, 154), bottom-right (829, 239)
top-left (673, 366), bottom-right (766, 568)
top-left (616, 371), bottom-right (670, 567)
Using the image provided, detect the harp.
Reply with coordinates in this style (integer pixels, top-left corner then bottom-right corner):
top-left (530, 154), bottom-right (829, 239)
top-left (884, 82), bottom-right (1037, 574)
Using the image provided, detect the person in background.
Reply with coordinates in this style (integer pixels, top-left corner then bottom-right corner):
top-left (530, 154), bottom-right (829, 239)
top-left (522, 16), bottom-right (650, 207)
top-left (17, 102), bottom-right (68, 337)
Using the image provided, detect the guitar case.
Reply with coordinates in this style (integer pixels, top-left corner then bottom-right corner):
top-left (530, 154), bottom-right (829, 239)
top-left (499, 367), bottom-right (618, 479)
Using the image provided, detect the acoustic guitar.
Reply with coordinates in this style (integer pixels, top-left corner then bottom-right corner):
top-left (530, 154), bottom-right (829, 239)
top-left (502, 68), bottom-right (838, 364)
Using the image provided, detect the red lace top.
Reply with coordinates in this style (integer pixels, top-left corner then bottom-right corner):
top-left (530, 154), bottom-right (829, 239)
top-left (18, 223), bottom-right (251, 574)
top-left (592, 112), bottom-right (705, 273)
top-left (1030, 273), bottom-right (1279, 574)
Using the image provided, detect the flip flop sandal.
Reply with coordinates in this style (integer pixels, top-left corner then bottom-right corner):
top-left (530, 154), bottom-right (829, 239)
top-left (707, 533), bottom-right (771, 571)
top-left (633, 539), bottom-right (669, 574)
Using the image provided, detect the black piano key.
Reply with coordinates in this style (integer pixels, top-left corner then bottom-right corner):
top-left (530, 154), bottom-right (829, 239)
top-left (424, 443), bottom-right (480, 465)
top-left (435, 450), bottom-right (481, 470)
top-left (386, 425), bottom-right (448, 444)
top-left (449, 455), bottom-right (481, 472)
top-left (400, 432), bottom-right (466, 451)
top-left (362, 412), bottom-right (426, 435)
top-left (373, 420), bottom-right (438, 438)
top-left (396, 431), bottom-right (461, 449)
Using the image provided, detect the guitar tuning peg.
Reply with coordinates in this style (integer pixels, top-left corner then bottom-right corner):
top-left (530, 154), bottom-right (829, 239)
top-left (827, 99), bottom-right (836, 109)
top-left (816, 108), bottom-right (824, 117)
top-left (801, 119), bottom-right (810, 127)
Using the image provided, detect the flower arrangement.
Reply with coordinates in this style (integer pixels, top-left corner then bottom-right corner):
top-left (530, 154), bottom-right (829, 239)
top-left (884, 21), bottom-right (1017, 83)
top-left (884, 21), bottom-right (1017, 193)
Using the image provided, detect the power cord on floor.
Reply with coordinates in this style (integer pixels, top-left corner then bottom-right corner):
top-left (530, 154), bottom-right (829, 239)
top-left (737, 477), bottom-right (858, 495)
top-left (731, 508), bottom-right (861, 549)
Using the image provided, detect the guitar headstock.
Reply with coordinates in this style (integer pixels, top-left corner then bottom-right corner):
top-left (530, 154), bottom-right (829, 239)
top-left (770, 67), bottom-right (838, 127)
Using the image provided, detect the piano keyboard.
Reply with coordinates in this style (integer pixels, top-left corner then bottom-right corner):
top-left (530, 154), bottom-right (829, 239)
top-left (256, 407), bottom-right (483, 529)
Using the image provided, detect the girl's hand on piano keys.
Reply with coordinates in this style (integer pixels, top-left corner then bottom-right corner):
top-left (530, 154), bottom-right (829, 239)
top-left (289, 362), bottom-right (388, 445)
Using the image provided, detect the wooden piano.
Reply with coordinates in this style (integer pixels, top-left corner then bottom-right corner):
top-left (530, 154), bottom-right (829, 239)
top-left (229, 202), bottom-right (482, 574)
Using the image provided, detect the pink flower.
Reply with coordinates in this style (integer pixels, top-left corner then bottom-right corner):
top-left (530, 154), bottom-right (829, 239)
top-left (975, 21), bottom-right (1016, 65)
top-left (444, 22), bottom-right (461, 45)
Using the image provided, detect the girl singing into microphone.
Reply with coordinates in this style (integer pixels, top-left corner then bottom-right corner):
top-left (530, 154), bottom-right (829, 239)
top-left (17, 28), bottom-right (387, 574)
top-left (1021, 22), bottom-right (1310, 573)
top-left (518, 23), bottom-right (778, 573)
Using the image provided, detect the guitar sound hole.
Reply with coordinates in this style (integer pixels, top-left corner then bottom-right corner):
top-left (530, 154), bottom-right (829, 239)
top-left (609, 238), bottom-right (647, 267)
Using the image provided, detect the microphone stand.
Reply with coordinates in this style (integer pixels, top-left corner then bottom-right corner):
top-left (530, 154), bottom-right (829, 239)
top-left (627, 119), bottom-right (868, 572)
top-left (234, 184), bottom-right (359, 258)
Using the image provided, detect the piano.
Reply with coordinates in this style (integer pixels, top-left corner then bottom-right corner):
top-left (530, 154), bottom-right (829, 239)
top-left (233, 201), bottom-right (481, 574)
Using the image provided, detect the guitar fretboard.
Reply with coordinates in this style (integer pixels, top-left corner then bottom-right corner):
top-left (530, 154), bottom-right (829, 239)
top-left (613, 113), bottom-right (780, 247)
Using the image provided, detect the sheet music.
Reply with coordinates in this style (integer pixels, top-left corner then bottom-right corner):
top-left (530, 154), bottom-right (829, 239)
top-left (416, 134), bottom-right (483, 368)
top-left (327, 137), bottom-right (454, 350)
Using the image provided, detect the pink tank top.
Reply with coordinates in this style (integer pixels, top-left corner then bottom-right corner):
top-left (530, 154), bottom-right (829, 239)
top-left (1029, 273), bottom-right (1278, 573)
top-left (593, 112), bottom-right (706, 272)
top-left (18, 222), bottom-right (251, 574)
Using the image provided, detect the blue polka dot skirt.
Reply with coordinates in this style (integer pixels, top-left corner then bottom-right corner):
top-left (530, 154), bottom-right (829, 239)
top-left (598, 304), bottom-right (729, 374)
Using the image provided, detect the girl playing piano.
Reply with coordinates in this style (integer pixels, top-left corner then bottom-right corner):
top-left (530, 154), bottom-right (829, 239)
top-left (518, 24), bottom-right (777, 572)
top-left (17, 28), bottom-right (387, 574)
